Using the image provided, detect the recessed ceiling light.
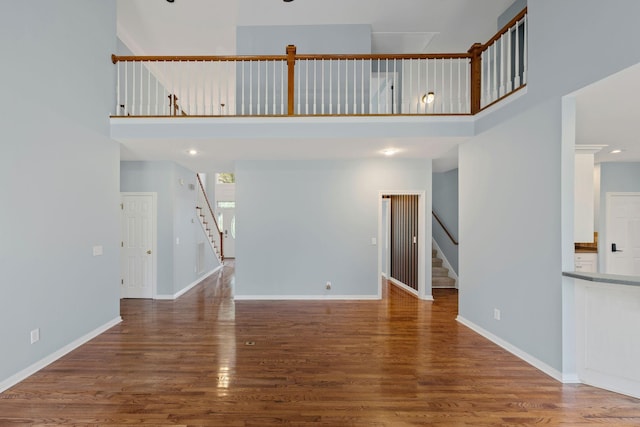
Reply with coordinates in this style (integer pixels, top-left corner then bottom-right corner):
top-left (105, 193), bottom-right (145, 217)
top-left (381, 148), bottom-right (399, 156)
top-left (188, 149), bottom-right (198, 156)
top-left (610, 149), bottom-right (623, 154)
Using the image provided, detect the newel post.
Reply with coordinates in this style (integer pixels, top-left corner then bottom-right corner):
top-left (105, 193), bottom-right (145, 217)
top-left (286, 45), bottom-right (297, 116)
top-left (468, 42), bottom-right (483, 115)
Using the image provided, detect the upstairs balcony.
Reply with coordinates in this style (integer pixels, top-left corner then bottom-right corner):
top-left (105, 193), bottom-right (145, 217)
top-left (111, 9), bottom-right (526, 119)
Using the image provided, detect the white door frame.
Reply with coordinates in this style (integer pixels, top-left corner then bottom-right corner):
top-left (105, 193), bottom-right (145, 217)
top-left (120, 192), bottom-right (158, 299)
top-left (604, 192), bottom-right (640, 274)
top-left (378, 191), bottom-right (429, 300)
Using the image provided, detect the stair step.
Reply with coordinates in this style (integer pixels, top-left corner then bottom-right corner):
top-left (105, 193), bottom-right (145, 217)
top-left (433, 266), bottom-right (449, 277)
top-left (432, 258), bottom-right (443, 267)
top-left (432, 276), bottom-right (456, 288)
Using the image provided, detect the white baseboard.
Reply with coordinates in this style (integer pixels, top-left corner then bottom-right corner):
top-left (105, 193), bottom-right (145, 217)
top-left (234, 294), bottom-right (380, 300)
top-left (387, 277), bottom-right (434, 301)
top-left (456, 315), bottom-right (566, 383)
top-left (0, 316), bottom-right (122, 393)
top-left (155, 265), bottom-right (222, 300)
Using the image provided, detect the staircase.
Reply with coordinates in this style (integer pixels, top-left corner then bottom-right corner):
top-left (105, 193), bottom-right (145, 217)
top-left (195, 174), bottom-right (224, 264)
top-left (196, 206), bottom-right (223, 263)
top-left (432, 249), bottom-right (456, 288)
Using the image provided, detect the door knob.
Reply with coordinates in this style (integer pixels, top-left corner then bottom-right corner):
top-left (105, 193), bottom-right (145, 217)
top-left (147, 250), bottom-right (152, 254)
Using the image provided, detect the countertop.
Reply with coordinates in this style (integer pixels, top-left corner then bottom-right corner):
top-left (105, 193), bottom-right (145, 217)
top-left (562, 271), bottom-right (640, 287)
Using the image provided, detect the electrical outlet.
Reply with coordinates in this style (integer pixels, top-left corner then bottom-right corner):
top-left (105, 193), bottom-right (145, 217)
top-left (493, 308), bottom-right (501, 321)
top-left (326, 281), bottom-right (332, 290)
top-left (30, 328), bottom-right (40, 344)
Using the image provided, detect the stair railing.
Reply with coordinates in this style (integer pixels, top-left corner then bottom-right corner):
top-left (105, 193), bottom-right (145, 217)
top-left (196, 174), bottom-right (224, 262)
top-left (432, 210), bottom-right (458, 246)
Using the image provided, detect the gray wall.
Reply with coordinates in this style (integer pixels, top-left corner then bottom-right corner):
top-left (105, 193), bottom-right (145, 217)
top-left (598, 162), bottom-right (640, 272)
top-left (235, 159), bottom-right (432, 298)
top-left (459, 0), bottom-right (640, 374)
top-left (432, 169), bottom-right (459, 273)
top-left (0, 1), bottom-right (119, 384)
top-left (121, 161), bottom-right (219, 296)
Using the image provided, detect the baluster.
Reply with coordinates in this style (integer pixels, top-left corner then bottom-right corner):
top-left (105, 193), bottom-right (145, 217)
top-left (139, 60), bottom-right (143, 115)
top-left (162, 61), bottom-right (167, 116)
top-left (201, 60), bottom-right (205, 116)
top-left (353, 59), bottom-right (357, 114)
top-left (306, 59), bottom-right (309, 115)
top-left (449, 58), bottom-right (453, 113)
top-left (457, 58), bottom-right (461, 113)
top-left (131, 62), bottom-right (137, 115)
top-left (272, 60), bottom-right (276, 115)
top-left (241, 61), bottom-right (245, 115)
top-left (423, 59), bottom-right (427, 114)
top-left (507, 27), bottom-right (513, 93)
top-left (337, 60), bottom-right (341, 114)
top-left (481, 50), bottom-right (487, 107)
top-left (321, 59), bottom-right (325, 114)
top-left (249, 61), bottom-right (253, 115)
top-left (297, 58), bottom-right (301, 114)
top-left (523, 15), bottom-right (528, 85)
top-left (392, 59), bottom-right (397, 114)
top-left (257, 61), bottom-right (261, 115)
top-left (385, 58), bottom-right (389, 114)
top-left (515, 20), bottom-right (521, 88)
top-left (360, 59), bottom-right (364, 114)
top-left (147, 61), bottom-right (151, 116)
top-left (499, 33), bottom-right (505, 97)
top-left (314, 59), bottom-right (317, 115)
top-left (433, 59), bottom-right (438, 113)
top-left (492, 43), bottom-right (498, 102)
top-left (264, 60), bottom-right (270, 115)
top-left (465, 57), bottom-right (470, 113)
top-left (280, 61), bottom-right (286, 115)
top-left (440, 58), bottom-right (446, 113)
top-left (116, 61), bottom-right (121, 116)
top-left (329, 59), bottom-right (332, 114)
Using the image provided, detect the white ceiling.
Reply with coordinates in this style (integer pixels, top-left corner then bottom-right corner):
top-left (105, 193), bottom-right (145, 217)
top-left (575, 61), bottom-right (640, 164)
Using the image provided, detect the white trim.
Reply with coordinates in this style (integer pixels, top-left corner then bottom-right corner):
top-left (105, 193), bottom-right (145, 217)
top-left (0, 317), bottom-right (122, 393)
top-left (155, 265), bottom-right (222, 300)
top-left (389, 277), bottom-right (435, 301)
top-left (456, 315), bottom-right (566, 383)
top-left (431, 238), bottom-right (458, 287)
top-left (234, 294), bottom-right (380, 301)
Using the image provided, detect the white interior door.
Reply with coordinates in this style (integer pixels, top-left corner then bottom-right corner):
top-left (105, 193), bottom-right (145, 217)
top-left (605, 192), bottom-right (640, 275)
top-left (217, 207), bottom-right (236, 258)
top-left (121, 193), bottom-right (156, 298)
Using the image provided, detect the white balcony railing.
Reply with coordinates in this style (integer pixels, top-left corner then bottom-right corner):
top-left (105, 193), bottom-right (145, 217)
top-left (112, 9), bottom-right (526, 117)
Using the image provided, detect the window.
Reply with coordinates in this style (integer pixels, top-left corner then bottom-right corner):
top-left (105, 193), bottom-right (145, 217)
top-left (217, 201), bottom-right (236, 209)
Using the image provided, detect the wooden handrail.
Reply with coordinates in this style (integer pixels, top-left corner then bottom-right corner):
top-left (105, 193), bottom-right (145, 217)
top-left (111, 53), bottom-right (287, 64)
top-left (112, 52), bottom-right (471, 64)
top-left (196, 174), bottom-right (224, 259)
top-left (432, 211), bottom-right (458, 246)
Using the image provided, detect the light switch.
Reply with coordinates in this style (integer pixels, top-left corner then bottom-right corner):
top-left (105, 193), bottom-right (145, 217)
top-left (176, 237), bottom-right (180, 245)
top-left (92, 245), bottom-right (103, 256)
top-left (371, 237), bottom-right (377, 245)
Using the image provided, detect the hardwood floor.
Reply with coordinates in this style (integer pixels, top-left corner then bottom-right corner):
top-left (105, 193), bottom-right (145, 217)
top-left (1, 263), bottom-right (639, 426)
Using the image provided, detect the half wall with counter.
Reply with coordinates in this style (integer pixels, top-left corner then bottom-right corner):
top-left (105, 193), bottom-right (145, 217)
top-left (563, 271), bottom-right (640, 399)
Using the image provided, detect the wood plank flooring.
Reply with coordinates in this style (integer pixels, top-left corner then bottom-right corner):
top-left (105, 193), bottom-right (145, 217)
top-left (1, 263), bottom-right (639, 426)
